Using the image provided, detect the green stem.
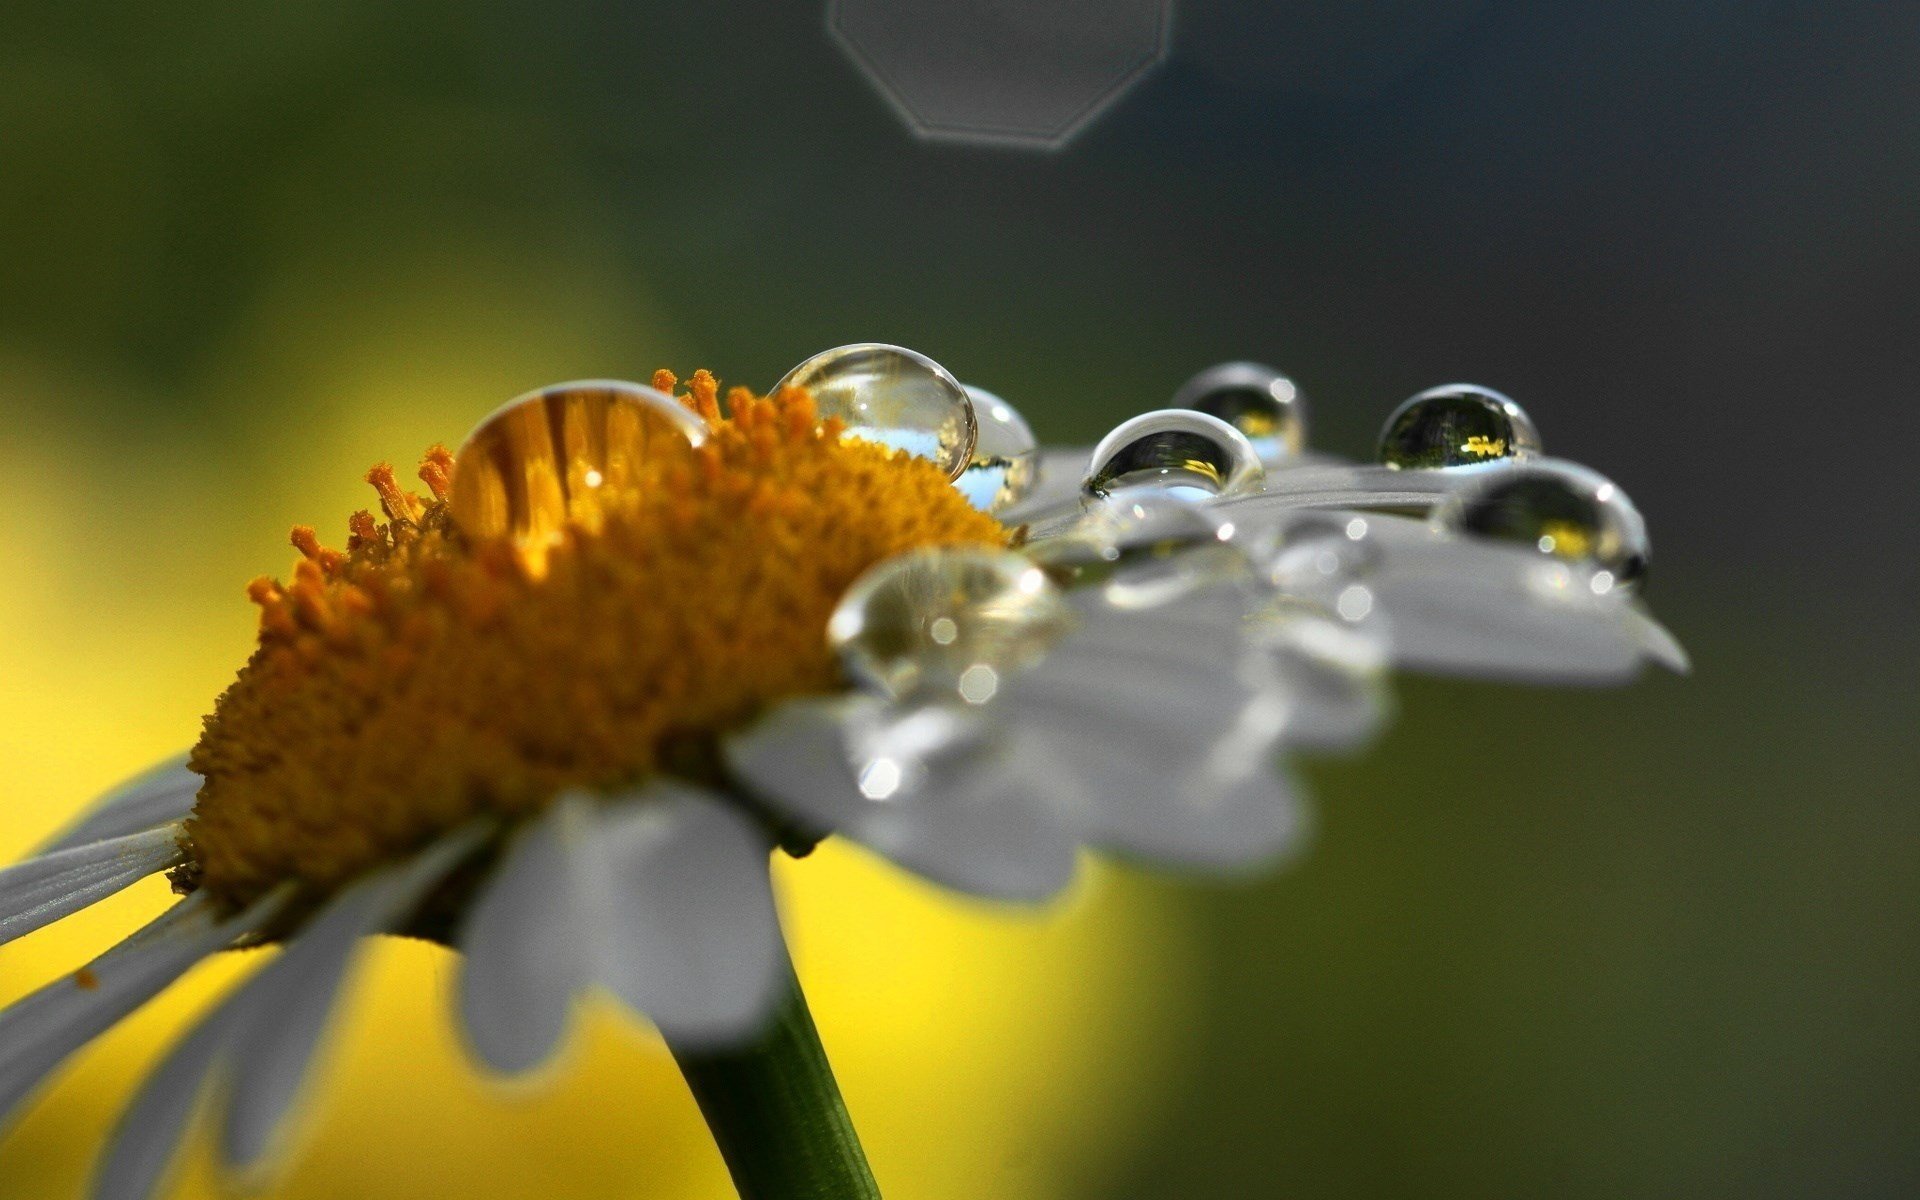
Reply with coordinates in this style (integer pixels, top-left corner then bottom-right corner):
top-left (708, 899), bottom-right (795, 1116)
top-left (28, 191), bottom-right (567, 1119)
top-left (671, 957), bottom-right (881, 1200)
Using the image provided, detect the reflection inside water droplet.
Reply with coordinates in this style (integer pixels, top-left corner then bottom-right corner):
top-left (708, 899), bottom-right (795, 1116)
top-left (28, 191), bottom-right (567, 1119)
top-left (1377, 384), bottom-right (1542, 471)
top-left (1432, 461), bottom-right (1649, 589)
top-left (1170, 361), bottom-right (1308, 461)
top-left (956, 385), bottom-right (1040, 512)
top-left (829, 547), bottom-right (1075, 702)
top-left (449, 379), bottom-right (708, 563)
top-left (1083, 409), bottom-right (1264, 500)
top-left (775, 343), bottom-right (977, 480)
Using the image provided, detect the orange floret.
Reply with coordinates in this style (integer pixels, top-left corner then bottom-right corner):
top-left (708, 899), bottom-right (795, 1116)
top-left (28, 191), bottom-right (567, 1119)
top-left (182, 373), bottom-right (1007, 910)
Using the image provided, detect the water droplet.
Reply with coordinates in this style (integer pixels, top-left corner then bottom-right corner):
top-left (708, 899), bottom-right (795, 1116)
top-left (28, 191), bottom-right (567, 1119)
top-left (1170, 361), bottom-right (1307, 460)
top-left (1377, 384), bottom-right (1542, 470)
top-left (775, 343), bottom-right (977, 480)
top-left (1255, 512), bottom-right (1383, 593)
top-left (1028, 488), bottom-right (1248, 606)
top-left (449, 379), bottom-right (708, 555)
top-left (842, 700), bottom-right (994, 802)
top-left (829, 547), bottom-right (1075, 702)
top-left (955, 385), bottom-right (1040, 512)
top-left (1083, 409), bottom-right (1264, 499)
top-left (1431, 461), bottom-right (1649, 589)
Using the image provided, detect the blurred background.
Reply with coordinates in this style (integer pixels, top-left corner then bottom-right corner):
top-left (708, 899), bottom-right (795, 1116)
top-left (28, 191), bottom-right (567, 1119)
top-left (1, 1), bottom-right (1914, 1197)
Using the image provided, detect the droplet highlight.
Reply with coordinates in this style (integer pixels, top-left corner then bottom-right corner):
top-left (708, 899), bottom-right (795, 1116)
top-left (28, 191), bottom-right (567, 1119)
top-left (448, 379), bottom-right (707, 557)
top-left (1083, 409), bottom-right (1264, 499)
top-left (1431, 461), bottom-right (1649, 589)
top-left (1377, 384), bottom-right (1542, 470)
top-left (775, 343), bottom-right (977, 480)
top-left (955, 385), bottom-right (1040, 512)
top-left (1171, 361), bottom-right (1307, 460)
top-left (829, 547), bottom-right (1075, 702)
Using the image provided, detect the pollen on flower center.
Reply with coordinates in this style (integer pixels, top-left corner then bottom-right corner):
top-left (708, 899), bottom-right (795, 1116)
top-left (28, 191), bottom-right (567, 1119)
top-left (180, 370), bottom-right (1009, 911)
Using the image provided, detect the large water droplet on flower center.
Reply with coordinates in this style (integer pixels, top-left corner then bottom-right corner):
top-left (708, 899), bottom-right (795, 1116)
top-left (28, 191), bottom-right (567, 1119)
top-left (1377, 384), bottom-right (1542, 470)
top-left (448, 380), bottom-right (708, 559)
top-left (956, 385), bottom-right (1039, 512)
top-left (1171, 361), bottom-right (1307, 461)
top-left (775, 343), bottom-right (977, 480)
top-left (1083, 409), bottom-right (1264, 500)
top-left (829, 547), bottom-right (1074, 703)
top-left (1432, 461), bottom-right (1649, 591)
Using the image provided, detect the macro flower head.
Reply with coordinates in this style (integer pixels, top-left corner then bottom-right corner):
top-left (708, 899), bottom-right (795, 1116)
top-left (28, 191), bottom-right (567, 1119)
top-left (0, 345), bottom-right (1683, 1199)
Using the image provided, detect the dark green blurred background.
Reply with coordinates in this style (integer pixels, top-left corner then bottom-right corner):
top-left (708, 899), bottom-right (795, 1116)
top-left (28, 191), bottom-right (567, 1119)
top-left (1, 1), bottom-right (1913, 1196)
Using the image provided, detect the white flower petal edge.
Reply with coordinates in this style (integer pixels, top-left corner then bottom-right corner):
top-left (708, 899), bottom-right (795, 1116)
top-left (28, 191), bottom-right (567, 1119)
top-left (457, 801), bottom-right (587, 1076)
top-left (990, 642), bottom-right (1310, 871)
top-left (457, 784), bottom-right (786, 1069)
top-left (588, 784), bottom-right (787, 1050)
top-left (1061, 578), bottom-right (1389, 752)
top-left (0, 888), bottom-right (291, 1137)
top-left (91, 975), bottom-right (242, 1200)
top-left (725, 697), bottom-right (1081, 903)
top-left (90, 824), bottom-right (489, 1200)
top-left (0, 825), bottom-right (188, 950)
top-left (219, 823), bottom-right (494, 1175)
top-left (1240, 461), bottom-right (1459, 510)
top-left (1244, 508), bottom-right (1683, 683)
top-left (35, 755), bottom-right (200, 856)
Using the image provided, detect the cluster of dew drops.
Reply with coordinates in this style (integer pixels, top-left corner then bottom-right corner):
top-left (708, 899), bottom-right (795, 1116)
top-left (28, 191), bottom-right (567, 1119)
top-left (449, 345), bottom-right (1651, 712)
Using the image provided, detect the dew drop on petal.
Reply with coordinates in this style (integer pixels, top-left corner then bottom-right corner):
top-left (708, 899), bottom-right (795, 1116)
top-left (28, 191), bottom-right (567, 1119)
top-left (774, 343), bottom-right (977, 480)
top-left (449, 379), bottom-right (708, 551)
top-left (1170, 361), bottom-right (1307, 461)
top-left (1083, 409), bottom-right (1264, 500)
top-left (1431, 461), bottom-right (1650, 589)
top-left (1029, 487), bottom-right (1248, 606)
top-left (829, 547), bottom-right (1076, 702)
top-left (1377, 384), bottom-right (1542, 470)
top-left (1256, 512), bottom-right (1383, 594)
top-left (843, 701), bottom-right (994, 803)
top-left (955, 385), bottom-right (1040, 512)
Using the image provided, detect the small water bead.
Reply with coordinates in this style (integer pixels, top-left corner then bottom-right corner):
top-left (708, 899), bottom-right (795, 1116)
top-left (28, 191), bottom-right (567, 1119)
top-left (1377, 384), bottom-right (1542, 470)
top-left (1170, 361), bottom-right (1307, 461)
top-left (1257, 512), bottom-right (1383, 594)
top-left (1083, 409), bottom-right (1264, 500)
top-left (1029, 488), bottom-right (1248, 606)
top-left (449, 379), bottom-right (708, 557)
top-left (956, 385), bottom-right (1040, 512)
top-left (829, 547), bottom-right (1075, 703)
top-left (774, 343), bottom-right (977, 480)
top-left (1431, 461), bottom-right (1650, 591)
top-left (842, 700), bottom-right (994, 802)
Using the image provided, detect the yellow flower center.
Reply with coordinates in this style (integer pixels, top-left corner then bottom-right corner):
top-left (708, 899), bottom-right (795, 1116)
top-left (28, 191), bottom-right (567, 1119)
top-left (180, 370), bottom-right (1009, 911)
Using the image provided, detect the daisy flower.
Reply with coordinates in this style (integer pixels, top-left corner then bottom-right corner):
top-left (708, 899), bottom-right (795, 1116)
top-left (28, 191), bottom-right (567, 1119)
top-left (0, 346), bottom-right (1682, 1199)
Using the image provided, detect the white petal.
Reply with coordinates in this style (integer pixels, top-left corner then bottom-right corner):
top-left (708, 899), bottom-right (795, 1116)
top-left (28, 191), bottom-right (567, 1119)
top-left (726, 698), bottom-right (1079, 903)
top-left (91, 987), bottom-right (247, 1200)
top-left (1246, 510), bottom-right (1654, 683)
top-left (221, 826), bottom-right (489, 1173)
top-left (998, 447), bottom-right (1091, 525)
top-left (1067, 576), bottom-right (1387, 751)
top-left (1230, 462), bottom-right (1458, 512)
top-left (457, 800), bottom-right (594, 1076)
top-left (0, 826), bottom-right (187, 950)
top-left (997, 654), bottom-right (1306, 869)
top-left (0, 890), bottom-right (287, 1134)
top-left (586, 786), bottom-right (786, 1050)
top-left (37, 756), bottom-right (200, 856)
top-left (1623, 606), bottom-right (1690, 674)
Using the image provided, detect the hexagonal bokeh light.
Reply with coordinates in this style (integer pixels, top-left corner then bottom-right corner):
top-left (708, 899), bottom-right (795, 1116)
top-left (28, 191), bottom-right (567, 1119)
top-left (829, 0), bottom-right (1172, 150)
